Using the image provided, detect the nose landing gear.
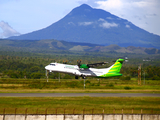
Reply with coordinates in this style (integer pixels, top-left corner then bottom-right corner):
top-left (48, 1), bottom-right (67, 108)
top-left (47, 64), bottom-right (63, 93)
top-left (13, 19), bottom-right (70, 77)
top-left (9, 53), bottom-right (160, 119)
top-left (81, 75), bottom-right (86, 89)
top-left (75, 76), bottom-right (79, 79)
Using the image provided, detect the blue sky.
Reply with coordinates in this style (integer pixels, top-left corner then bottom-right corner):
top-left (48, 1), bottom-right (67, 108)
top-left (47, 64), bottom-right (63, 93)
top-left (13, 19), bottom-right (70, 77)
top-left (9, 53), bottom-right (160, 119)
top-left (0, 0), bottom-right (160, 38)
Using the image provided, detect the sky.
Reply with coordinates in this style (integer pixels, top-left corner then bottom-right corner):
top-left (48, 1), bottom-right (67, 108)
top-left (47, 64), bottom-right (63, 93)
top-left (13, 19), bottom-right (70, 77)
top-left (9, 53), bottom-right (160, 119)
top-left (0, 0), bottom-right (160, 38)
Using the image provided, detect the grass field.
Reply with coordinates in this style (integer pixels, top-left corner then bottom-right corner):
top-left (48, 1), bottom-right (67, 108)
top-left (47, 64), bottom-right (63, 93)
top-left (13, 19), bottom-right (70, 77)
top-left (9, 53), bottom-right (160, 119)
top-left (0, 78), bottom-right (160, 93)
top-left (0, 78), bottom-right (160, 114)
top-left (0, 97), bottom-right (160, 114)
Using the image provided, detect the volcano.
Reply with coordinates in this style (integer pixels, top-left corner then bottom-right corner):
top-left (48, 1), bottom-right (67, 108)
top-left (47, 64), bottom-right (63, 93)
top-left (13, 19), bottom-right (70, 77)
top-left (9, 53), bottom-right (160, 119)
top-left (9, 4), bottom-right (160, 48)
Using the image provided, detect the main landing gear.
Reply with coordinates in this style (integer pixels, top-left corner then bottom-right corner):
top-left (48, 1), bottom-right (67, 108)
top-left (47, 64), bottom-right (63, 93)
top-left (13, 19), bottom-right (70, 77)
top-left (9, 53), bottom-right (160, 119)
top-left (46, 70), bottom-right (49, 82)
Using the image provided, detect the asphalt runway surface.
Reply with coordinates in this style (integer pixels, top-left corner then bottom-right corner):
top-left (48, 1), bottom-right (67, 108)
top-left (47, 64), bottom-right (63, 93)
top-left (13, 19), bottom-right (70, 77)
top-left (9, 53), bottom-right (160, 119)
top-left (0, 93), bottom-right (160, 97)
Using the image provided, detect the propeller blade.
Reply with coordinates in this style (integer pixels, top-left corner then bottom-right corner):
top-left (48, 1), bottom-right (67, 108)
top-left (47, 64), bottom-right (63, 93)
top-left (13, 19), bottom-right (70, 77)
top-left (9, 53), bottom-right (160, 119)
top-left (87, 62), bottom-right (108, 67)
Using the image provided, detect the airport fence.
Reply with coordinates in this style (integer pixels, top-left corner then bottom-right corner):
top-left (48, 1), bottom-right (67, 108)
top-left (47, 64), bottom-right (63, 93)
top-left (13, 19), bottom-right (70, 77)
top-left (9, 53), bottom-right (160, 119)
top-left (0, 108), bottom-right (159, 115)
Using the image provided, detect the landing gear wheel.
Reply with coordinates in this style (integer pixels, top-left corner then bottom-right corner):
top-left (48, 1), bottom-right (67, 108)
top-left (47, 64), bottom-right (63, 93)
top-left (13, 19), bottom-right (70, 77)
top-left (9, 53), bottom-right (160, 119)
top-left (75, 76), bottom-right (79, 79)
top-left (81, 75), bottom-right (86, 79)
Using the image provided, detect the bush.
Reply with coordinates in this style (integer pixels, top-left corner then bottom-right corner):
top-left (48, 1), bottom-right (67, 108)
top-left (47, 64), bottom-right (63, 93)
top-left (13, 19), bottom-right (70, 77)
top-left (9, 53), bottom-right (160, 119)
top-left (28, 80), bottom-right (45, 89)
top-left (90, 83), bottom-right (95, 86)
top-left (31, 73), bottom-right (43, 79)
top-left (120, 76), bottom-right (131, 80)
top-left (9, 72), bottom-right (18, 78)
top-left (124, 86), bottom-right (132, 90)
top-left (7, 70), bottom-right (23, 78)
top-left (85, 80), bottom-right (91, 84)
top-left (63, 74), bottom-right (73, 79)
top-left (109, 83), bottom-right (114, 87)
top-left (152, 75), bottom-right (160, 80)
top-left (30, 66), bottom-right (40, 72)
top-left (105, 83), bottom-right (114, 88)
top-left (95, 83), bottom-right (100, 86)
top-left (65, 81), bottom-right (81, 88)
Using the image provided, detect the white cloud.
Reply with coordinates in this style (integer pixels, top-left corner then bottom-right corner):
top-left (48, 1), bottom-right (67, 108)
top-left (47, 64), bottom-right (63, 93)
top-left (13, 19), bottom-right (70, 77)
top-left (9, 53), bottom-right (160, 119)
top-left (0, 0), bottom-right (79, 34)
top-left (96, 0), bottom-right (123, 10)
top-left (0, 21), bottom-right (20, 38)
top-left (79, 22), bottom-right (93, 26)
top-left (95, 0), bottom-right (160, 35)
top-left (99, 18), bottom-right (106, 22)
top-left (100, 21), bottom-right (118, 28)
top-left (0, 0), bottom-right (160, 36)
top-left (125, 25), bottom-right (130, 28)
top-left (78, 19), bottom-right (118, 29)
top-left (106, 17), bottom-right (113, 20)
top-left (98, 18), bottom-right (118, 28)
top-left (132, 1), bottom-right (152, 8)
top-left (68, 22), bottom-right (76, 26)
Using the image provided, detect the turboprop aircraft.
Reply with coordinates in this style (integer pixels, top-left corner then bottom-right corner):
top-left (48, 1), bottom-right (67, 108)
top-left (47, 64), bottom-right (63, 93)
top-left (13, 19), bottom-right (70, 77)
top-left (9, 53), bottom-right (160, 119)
top-left (45, 58), bottom-right (124, 79)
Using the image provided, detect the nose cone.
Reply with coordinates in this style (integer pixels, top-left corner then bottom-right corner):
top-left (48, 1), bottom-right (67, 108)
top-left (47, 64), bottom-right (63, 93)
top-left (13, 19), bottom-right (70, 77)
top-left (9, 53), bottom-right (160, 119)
top-left (45, 65), bottom-right (50, 70)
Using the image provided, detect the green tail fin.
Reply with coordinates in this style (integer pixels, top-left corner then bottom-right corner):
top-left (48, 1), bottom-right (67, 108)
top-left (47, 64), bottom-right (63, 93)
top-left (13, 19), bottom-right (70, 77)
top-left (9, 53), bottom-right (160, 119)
top-left (100, 59), bottom-right (124, 77)
top-left (109, 59), bottom-right (124, 73)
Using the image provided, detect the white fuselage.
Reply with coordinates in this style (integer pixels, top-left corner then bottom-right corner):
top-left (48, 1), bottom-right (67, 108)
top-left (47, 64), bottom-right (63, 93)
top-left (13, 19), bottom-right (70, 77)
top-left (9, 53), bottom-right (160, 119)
top-left (45, 63), bottom-right (110, 77)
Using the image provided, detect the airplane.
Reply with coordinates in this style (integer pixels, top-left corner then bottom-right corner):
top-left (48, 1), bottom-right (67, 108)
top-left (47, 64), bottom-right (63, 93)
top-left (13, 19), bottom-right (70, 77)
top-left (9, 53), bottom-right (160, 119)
top-left (45, 58), bottom-right (124, 79)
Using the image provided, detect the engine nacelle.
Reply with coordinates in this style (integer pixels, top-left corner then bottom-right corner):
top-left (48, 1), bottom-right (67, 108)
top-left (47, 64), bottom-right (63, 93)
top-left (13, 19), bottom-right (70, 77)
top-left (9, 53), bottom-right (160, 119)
top-left (79, 64), bottom-right (89, 69)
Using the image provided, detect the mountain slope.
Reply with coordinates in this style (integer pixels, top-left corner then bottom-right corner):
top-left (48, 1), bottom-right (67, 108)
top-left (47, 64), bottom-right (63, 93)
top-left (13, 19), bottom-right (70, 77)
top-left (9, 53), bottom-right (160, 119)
top-left (1, 39), bottom-right (159, 54)
top-left (9, 4), bottom-right (160, 48)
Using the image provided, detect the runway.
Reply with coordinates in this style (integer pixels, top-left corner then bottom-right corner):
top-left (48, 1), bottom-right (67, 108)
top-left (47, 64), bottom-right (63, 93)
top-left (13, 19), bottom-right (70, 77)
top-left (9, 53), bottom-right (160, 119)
top-left (0, 93), bottom-right (160, 97)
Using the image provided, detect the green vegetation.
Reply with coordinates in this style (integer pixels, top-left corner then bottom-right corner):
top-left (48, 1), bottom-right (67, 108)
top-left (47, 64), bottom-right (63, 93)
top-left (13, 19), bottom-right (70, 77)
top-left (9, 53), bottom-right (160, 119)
top-left (124, 86), bottom-right (132, 90)
top-left (0, 51), bottom-right (160, 114)
top-left (0, 39), bottom-right (160, 54)
top-left (0, 51), bottom-right (160, 92)
top-left (0, 97), bottom-right (159, 114)
top-left (0, 78), bottom-right (160, 93)
top-left (0, 51), bottom-right (160, 80)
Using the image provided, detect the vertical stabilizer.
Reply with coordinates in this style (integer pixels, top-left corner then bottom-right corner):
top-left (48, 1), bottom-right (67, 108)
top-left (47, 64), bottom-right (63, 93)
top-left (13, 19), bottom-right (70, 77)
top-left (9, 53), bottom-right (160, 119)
top-left (100, 59), bottom-right (124, 77)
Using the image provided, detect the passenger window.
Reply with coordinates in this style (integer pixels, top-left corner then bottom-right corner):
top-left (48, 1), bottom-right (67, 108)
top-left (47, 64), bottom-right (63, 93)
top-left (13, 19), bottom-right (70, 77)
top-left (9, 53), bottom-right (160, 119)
top-left (50, 64), bottom-right (55, 66)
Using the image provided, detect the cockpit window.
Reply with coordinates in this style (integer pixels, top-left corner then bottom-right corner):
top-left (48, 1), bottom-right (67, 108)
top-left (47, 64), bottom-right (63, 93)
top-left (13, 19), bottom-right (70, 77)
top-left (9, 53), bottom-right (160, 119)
top-left (50, 64), bottom-right (55, 66)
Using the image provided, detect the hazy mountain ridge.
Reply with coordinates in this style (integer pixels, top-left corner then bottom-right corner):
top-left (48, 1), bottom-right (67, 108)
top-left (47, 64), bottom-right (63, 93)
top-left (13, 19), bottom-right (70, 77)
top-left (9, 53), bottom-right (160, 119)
top-left (0, 39), bottom-right (159, 54)
top-left (8, 4), bottom-right (160, 49)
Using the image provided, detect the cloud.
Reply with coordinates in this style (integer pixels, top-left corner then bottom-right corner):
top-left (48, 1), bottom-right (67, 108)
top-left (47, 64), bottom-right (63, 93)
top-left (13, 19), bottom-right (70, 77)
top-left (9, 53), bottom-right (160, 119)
top-left (68, 22), bottom-right (76, 26)
top-left (94, 0), bottom-right (160, 35)
top-left (96, 0), bottom-right (123, 10)
top-left (1, 0), bottom-right (160, 36)
top-left (98, 18), bottom-right (105, 22)
top-left (106, 17), bottom-right (113, 20)
top-left (78, 19), bottom-right (118, 29)
top-left (0, 21), bottom-right (20, 38)
top-left (79, 22), bottom-right (93, 26)
top-left (98, 18), bottom-right (118, 28)
top-left (77, 0), bottom-right (102, 6)
top-left (125, 25), bottom-right (130, 28)
top-left (100, 21), bottom-right (118, 28)
top-left (0, 0), bottom-right (79, 34)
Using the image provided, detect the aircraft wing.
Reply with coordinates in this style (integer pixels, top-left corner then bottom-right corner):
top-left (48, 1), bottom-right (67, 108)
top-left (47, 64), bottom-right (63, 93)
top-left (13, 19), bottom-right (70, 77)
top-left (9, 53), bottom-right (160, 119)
top-left (87, 62), bottom-right (108, 68)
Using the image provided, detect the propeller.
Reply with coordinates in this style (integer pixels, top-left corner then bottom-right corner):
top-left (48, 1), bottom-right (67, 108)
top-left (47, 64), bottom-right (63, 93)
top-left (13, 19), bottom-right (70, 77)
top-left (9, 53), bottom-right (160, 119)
top-left (63, 60), bottom-right (68, 64)
top-left (77, 60), bottom-right (81, 68)
top-left (87, 62), bottom-right (108, 68)
top-left (77, 59), bottom-right (108, 69)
